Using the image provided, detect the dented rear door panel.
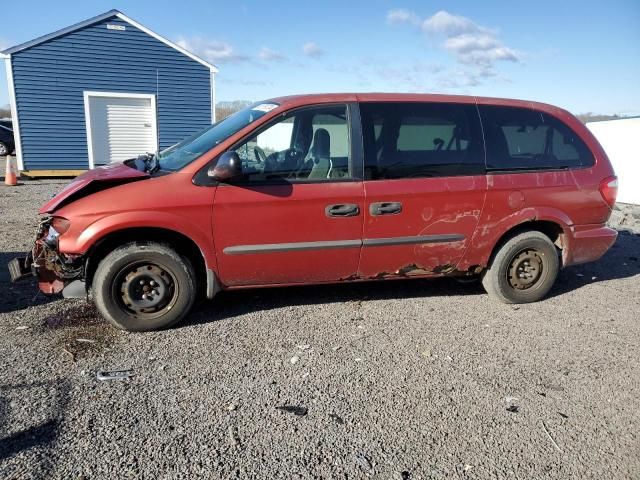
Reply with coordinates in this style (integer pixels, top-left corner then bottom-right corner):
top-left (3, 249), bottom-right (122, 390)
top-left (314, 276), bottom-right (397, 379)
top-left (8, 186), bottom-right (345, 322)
top-left (359, 176), bottom-right (487, 278)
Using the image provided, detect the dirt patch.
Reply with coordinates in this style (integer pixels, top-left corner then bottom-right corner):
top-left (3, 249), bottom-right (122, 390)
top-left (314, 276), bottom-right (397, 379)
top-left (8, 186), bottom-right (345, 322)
top-left (42, 303), bottom-right (118, 361)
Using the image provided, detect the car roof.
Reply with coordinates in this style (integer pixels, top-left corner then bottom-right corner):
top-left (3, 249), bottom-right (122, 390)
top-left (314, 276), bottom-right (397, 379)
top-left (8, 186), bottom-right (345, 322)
top-left (266, 93), bottom-right (569, 117)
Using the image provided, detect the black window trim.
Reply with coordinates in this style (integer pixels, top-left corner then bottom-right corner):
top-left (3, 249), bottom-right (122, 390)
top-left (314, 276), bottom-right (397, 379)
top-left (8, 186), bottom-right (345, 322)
top-left (358, 100), bottom-right (487, 181)
top-left (477, 105), bottom-right (595, 174)
top-left (194, 102), bottom-right (363, 187)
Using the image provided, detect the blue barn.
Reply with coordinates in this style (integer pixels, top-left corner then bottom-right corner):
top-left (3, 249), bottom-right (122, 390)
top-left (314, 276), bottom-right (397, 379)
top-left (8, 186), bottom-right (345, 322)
top-left (1, 9), bottom-right (218, 174)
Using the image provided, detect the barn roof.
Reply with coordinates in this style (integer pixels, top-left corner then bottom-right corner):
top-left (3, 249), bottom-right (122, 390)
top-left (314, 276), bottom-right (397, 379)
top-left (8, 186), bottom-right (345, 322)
top-left (1, 9), bottom-right (218, 72)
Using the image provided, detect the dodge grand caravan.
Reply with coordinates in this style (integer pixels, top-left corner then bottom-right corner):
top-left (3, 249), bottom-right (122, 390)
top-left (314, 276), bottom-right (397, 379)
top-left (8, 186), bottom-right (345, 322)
top-left (9, 94), bottom-right (618, 331)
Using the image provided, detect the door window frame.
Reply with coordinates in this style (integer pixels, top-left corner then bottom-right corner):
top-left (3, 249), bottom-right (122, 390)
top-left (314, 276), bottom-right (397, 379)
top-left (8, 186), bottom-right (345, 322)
top-left (358, 101), bottom-right (486, 181)
top-left (195, 102), bottom-right (364, 186)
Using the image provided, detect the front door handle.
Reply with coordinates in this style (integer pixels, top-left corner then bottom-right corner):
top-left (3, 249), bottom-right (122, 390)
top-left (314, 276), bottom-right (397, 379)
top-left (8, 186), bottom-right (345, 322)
top-left (325, 203), bottom-right (360, 217)
top-left (370, 202), bottom-right (402, 216)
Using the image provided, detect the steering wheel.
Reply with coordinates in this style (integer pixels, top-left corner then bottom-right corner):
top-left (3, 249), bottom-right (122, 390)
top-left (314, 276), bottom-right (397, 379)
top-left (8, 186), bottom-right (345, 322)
top-left (254, 146), bottom-right (267, 163)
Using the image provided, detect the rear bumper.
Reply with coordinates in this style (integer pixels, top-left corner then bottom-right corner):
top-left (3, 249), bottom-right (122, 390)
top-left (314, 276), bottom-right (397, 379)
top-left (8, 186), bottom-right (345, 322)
top-left (565, 225), bottom-right (617, 266)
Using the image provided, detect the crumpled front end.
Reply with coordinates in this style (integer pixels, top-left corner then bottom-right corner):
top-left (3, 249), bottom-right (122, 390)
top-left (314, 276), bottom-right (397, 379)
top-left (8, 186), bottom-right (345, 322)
top-left (9, 217), bottom-right (85, 295)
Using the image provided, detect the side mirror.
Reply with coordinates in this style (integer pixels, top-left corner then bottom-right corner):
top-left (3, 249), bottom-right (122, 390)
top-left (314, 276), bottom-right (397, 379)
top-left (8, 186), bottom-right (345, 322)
top-left (208, 151), bottom-right (242, 182)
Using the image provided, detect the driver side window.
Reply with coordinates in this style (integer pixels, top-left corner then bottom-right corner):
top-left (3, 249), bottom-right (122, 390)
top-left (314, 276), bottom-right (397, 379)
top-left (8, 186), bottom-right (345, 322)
top-left (234, 105), bottom-right (351, 182)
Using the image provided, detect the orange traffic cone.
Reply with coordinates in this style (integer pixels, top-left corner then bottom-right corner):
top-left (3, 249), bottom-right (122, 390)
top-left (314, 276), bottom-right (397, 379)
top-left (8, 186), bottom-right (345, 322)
top-left (4, 155), bottom-right (18, 186)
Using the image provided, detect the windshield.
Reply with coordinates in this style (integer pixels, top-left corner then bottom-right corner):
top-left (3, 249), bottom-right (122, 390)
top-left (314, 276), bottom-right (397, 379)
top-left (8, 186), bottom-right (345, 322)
top-left (157, 102), bottom-right (279, 171)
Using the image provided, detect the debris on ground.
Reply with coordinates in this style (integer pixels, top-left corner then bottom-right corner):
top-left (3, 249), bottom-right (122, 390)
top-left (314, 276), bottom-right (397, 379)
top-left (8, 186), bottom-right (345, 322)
top-left (506, 405), bottom-right (519, 413)
top-left (227, 425), bottom-right (241, 447)
top-left (62, 347), bottom-right (76, 362)
top-left (394, 471), bottom-right (411, 479)
top-left (96, 369), bottom-right (134, 381)
top-left (297, 344), bottom-right (311, 350)
top-left (76, 338), bottom-right (96, 343)
top-left (15, 325), bottom-right (28, 330)
top-left (541, 420), bottom-right (562, 452)
top-left (329, 413), bottom-right (345, 425)
top-left (354, 452), bottom-right (373, 471)
top-left (289, 355), bottom-right (300, 365)
top-left (226, 403), bottom-right (238, 411)
top-left (275, 405), bottom-right (308, 416)
top-left (558, 412), bottom-right (569, 419)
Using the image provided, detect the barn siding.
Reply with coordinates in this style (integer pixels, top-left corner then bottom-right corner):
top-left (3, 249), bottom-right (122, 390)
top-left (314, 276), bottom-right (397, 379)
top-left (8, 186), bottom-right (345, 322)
top-left (10, 16), bottom-right (211, 170)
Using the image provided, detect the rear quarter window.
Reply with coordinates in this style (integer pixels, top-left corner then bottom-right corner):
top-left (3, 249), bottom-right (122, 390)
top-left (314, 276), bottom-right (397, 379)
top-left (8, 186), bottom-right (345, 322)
top-left (479, 105), bottom-right (594, 171)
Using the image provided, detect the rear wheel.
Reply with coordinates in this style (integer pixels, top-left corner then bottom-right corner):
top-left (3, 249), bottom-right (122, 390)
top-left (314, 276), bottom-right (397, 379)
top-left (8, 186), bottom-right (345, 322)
top-left (93, 242), bottom-right (196, 331)
top-left (0, 142), bottom-right (9, 156)
top-left (482, 231), bottom-right (559, 304)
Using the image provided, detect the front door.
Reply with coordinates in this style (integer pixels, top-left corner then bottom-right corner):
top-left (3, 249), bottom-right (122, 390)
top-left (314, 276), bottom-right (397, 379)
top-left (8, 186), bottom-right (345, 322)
top-left (358, 101), bottom-right (487, 278)
top-left (85, 92), bottom-right (157, 167)
top-left (212, 104), bottom-right (364, 286)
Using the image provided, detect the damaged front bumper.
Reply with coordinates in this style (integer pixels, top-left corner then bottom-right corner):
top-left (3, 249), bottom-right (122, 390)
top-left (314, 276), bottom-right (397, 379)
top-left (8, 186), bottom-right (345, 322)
top-left (8, 217), bottom-right (87, 298)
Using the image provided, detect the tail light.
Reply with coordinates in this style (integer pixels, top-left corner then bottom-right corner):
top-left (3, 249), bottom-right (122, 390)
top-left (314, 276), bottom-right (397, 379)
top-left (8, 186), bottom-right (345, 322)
top-left (598, 176), bottom-right (618, 208)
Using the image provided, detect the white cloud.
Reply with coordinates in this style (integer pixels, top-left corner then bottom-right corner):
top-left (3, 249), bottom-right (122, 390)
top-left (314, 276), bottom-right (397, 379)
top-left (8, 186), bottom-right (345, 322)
top-left (387, 9), bottom-right (521, 88)
top-left (386, 9), bottom-right (421, 26)
top-left (422, 10), bottom-right (488, 36)
top-left (176, 36), bottom-right (249, 64)
top-left (302, 42), bottom-right (324, 58)
top-left (443, 32), bottom-right (519, 66)
top-left (258, 47), bottom-right (288, 62)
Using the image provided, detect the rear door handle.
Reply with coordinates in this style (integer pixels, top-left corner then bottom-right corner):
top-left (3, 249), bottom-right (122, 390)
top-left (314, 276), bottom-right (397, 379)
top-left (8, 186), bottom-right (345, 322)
top-left (325, 203), bottom-right (360, 217)
top-left (370, 202), bottom-right (402, 216)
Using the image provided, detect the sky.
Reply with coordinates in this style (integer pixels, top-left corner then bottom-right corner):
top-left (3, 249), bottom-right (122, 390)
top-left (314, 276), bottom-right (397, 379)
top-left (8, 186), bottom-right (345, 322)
top-left (2, 0), bottom-right (639, 115)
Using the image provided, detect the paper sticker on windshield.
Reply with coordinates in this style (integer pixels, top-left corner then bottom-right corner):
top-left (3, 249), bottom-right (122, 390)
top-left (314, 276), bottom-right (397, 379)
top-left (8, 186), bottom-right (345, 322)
top-left (252, 103), bottom-right (279, 113)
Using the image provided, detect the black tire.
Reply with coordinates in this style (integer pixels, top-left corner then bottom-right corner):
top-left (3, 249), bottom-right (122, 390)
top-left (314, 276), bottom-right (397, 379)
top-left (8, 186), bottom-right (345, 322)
top-left (482, 231), bottom-right (560, 304)
top-left (92, 242), bottom-right (196, 331)
top-left (0, 142), bottom-right (9, 156)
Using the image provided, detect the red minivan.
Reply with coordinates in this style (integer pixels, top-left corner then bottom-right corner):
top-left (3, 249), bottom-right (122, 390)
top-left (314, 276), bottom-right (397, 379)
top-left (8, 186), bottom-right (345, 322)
top-left (9, 94), bottom-right (618, 331)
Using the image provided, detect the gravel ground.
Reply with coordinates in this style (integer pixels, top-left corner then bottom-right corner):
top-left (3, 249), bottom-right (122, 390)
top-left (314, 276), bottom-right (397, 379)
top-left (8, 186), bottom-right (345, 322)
top-left (0, 179), bottom-right (639, 479)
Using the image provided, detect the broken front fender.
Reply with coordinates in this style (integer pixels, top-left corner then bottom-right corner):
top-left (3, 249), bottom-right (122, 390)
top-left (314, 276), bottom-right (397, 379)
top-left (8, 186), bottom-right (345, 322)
top-left (22, 217), bottom-right (86, 295)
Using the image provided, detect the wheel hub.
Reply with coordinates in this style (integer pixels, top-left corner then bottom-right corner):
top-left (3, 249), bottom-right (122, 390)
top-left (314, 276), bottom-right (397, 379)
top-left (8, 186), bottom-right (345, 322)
top-left (507, 249), bottom-right (544, 290)
top-left (119, 264), bottom-right (175, 316)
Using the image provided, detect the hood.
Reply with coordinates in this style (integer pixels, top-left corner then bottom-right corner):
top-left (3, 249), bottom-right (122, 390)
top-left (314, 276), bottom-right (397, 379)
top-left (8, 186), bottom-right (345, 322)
top-left (39, 162), bottom-right (149, 214)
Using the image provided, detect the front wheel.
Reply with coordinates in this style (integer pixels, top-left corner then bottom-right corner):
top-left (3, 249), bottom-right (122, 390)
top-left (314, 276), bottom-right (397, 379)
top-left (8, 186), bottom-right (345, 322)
top-left (92, 242), bottom-right (196, 331)
top-left (482, 231), bottom-right (560, 304)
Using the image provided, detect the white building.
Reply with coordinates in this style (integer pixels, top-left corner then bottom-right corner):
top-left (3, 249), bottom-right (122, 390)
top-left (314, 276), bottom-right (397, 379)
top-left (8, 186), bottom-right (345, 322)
top-left (587, 117), bottom-right (640, 205)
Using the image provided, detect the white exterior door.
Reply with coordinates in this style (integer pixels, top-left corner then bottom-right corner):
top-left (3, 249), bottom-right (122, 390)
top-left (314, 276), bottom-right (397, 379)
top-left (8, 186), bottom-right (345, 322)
top-left (84, 92), bottom-right (157, 167)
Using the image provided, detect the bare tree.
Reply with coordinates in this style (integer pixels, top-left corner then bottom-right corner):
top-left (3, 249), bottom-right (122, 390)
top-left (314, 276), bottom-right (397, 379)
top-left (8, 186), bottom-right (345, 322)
top-left (575, 112), bottom-right (630, 124)
top-left (215, 100), bottom-right (253, 121)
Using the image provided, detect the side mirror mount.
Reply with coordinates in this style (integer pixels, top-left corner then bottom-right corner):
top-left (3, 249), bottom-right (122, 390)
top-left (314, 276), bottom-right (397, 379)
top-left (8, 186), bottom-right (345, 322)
top-left (208, 151), bottom-right (242, 182)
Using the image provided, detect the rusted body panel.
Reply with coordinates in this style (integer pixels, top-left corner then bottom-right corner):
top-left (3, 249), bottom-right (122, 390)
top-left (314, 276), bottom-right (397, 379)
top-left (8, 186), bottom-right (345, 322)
top-left (20, 92), bottom-right (617, 295)
top-left (359, 176), bottom-right (486, 278)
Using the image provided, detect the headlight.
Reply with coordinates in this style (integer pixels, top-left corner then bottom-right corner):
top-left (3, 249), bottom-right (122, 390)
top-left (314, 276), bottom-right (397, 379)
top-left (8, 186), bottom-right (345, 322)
top-left (43, 217), bottom-right (70, 248)
top-left (51, 217), bottom-right (71, 234)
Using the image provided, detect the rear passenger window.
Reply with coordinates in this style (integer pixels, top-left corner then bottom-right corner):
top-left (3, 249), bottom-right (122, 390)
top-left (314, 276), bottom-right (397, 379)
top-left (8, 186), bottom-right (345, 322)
top-left (361, 102), bottom-right (484, 179)
top-left (479, 105), bottom-right (594, 171)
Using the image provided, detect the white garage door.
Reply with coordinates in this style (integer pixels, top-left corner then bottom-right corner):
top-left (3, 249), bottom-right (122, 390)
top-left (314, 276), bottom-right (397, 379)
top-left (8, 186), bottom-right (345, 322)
top-left (85, 92), bottom-right (158, 167)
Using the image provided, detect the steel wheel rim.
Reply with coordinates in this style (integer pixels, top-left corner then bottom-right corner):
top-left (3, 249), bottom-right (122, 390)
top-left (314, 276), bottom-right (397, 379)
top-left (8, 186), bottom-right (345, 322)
top-left (507, 248), bottom-right (544, 290)
top-left (0, 144), bottom-right (7, 155)
top-left (114, 262), bottom-right (178, 319)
